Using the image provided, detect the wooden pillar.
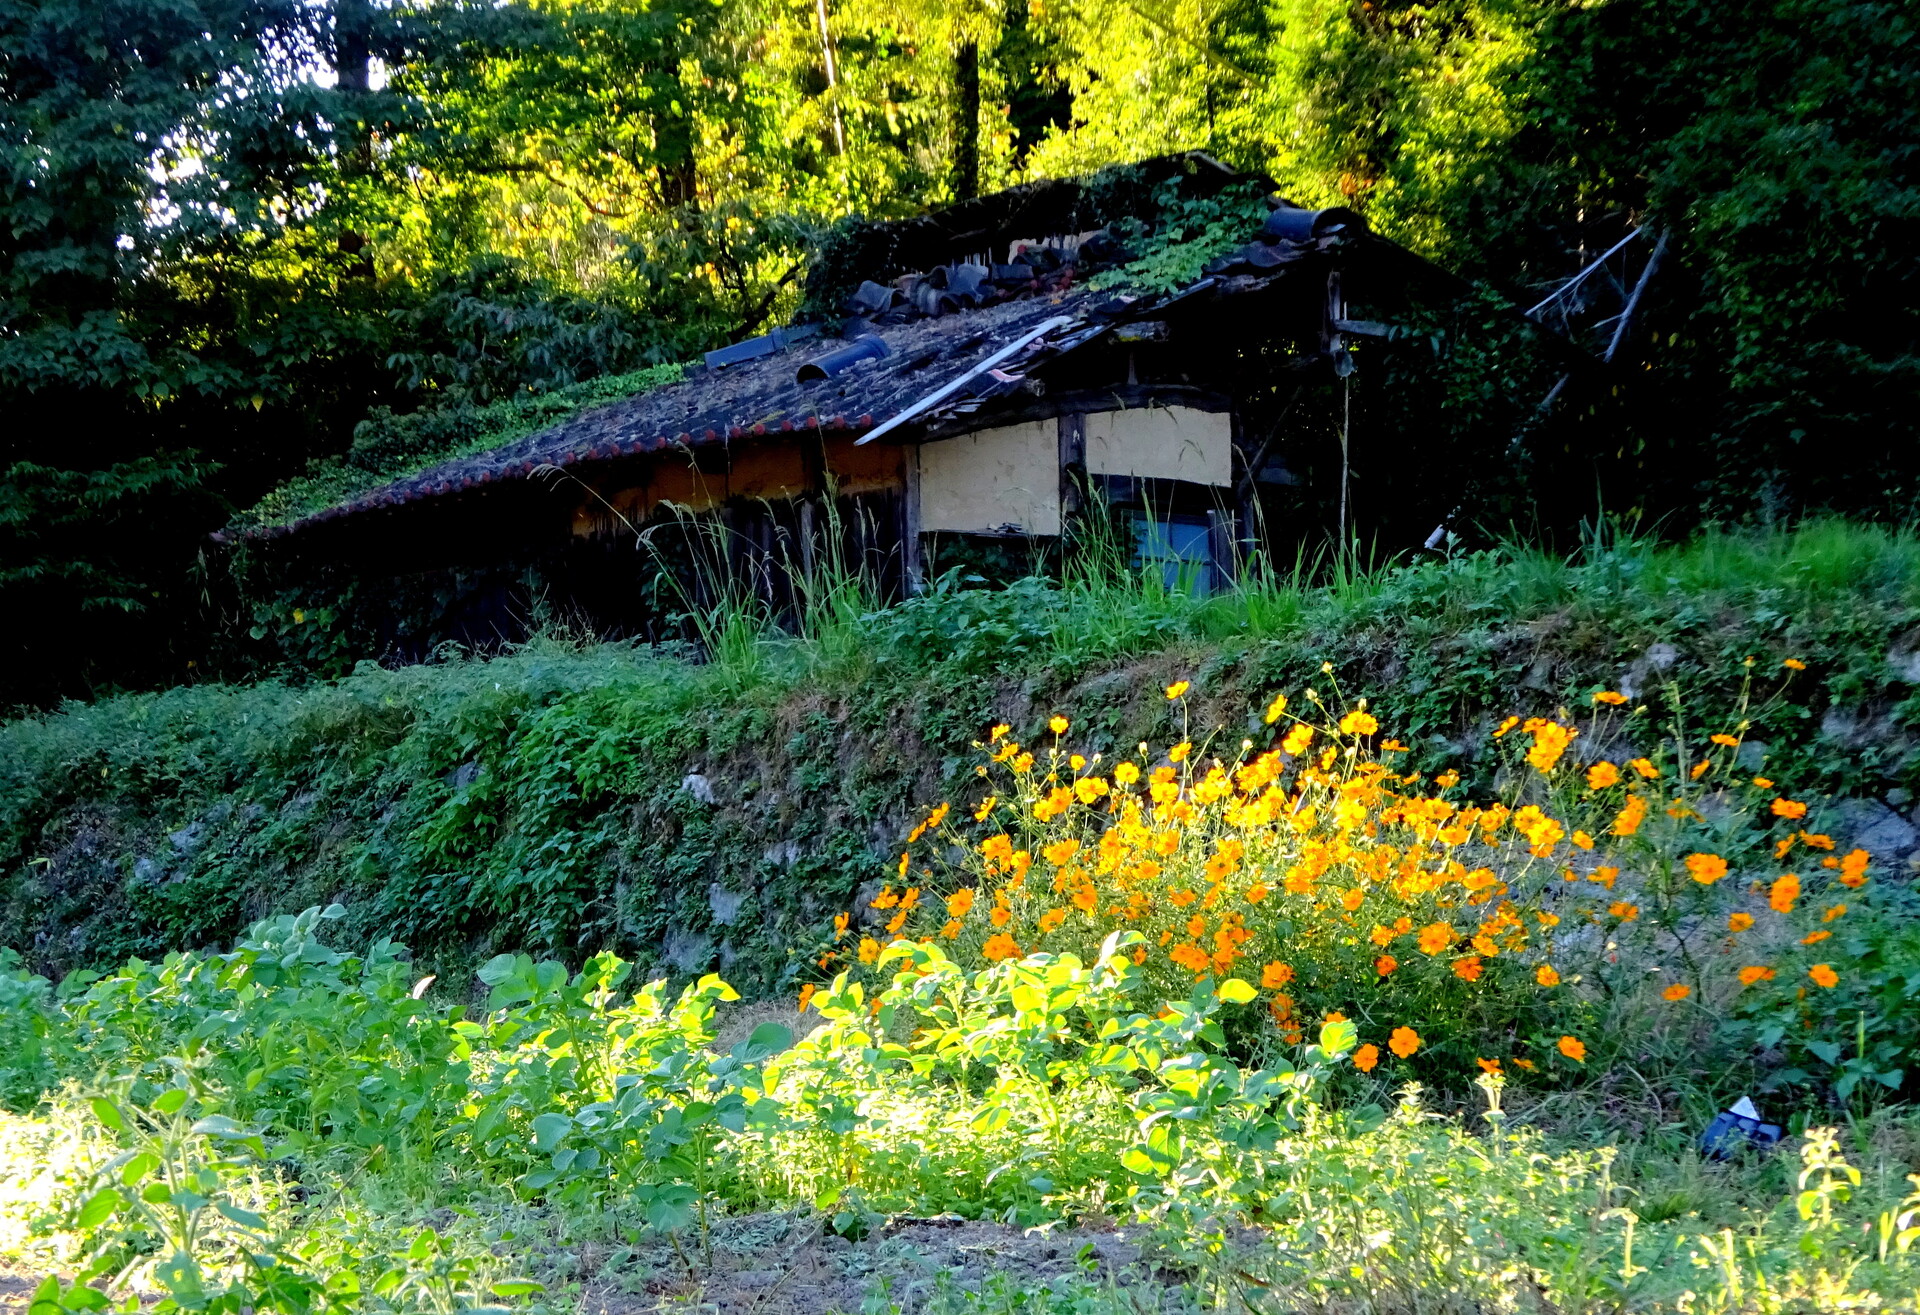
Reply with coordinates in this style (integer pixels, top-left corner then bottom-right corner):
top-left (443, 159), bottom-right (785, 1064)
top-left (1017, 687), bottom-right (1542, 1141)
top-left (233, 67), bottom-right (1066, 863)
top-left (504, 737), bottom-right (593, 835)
top-left (1058, 412), bottom-right (1086, 545)
top-left (901, 443), bottom-right (924, 595)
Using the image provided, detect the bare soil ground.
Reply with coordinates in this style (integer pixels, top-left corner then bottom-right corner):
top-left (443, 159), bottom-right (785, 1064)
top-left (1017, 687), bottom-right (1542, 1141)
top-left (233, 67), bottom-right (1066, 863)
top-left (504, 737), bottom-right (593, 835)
top-left (562, 1210), bottom-right (1177, 1315)
top-left (4, 1214), bottom-right (1183, 1315)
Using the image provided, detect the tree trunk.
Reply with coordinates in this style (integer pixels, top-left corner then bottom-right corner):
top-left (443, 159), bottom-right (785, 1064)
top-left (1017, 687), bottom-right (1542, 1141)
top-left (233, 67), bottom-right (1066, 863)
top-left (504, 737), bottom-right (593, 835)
top-left (334, 0), bottom-right (375, 277)
top-left (951, 41), bottom-right (980, 201)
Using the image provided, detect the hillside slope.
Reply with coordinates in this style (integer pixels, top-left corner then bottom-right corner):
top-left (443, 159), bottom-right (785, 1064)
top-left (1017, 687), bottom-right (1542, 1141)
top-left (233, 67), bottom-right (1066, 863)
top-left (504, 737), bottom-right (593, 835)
top-left (6, 524), bottom-right (1920, 989)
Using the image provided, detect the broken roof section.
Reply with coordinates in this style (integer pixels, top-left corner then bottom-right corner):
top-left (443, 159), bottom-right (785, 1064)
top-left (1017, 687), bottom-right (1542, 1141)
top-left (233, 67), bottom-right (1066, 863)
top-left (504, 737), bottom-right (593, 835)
top-left (242, 154), bottom-right (1370, 540)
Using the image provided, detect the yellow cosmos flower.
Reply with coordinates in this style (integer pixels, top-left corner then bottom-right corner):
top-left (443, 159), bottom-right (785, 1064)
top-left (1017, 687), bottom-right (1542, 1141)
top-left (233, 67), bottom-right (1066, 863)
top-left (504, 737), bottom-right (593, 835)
top-left (1048, 715), bottom-right (1068, 735)
top-left (1165, 680), bottom-right (1190, 700)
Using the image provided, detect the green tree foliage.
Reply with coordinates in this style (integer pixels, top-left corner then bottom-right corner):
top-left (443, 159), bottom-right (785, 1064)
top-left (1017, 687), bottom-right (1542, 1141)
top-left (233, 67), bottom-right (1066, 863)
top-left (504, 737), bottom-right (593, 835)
top-left (1, 0), bottom-right (1913, 704)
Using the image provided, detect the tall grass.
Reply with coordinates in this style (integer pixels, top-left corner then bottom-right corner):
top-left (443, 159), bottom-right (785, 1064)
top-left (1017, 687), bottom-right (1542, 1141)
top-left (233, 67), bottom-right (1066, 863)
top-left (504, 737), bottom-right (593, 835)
top-left (581, 496), bottom-right (1920, 687)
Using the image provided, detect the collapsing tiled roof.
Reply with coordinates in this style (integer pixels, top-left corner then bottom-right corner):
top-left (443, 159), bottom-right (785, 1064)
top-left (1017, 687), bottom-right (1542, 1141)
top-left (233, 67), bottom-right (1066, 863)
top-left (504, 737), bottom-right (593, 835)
top-left (247, 189), bottom-right (1374, 541)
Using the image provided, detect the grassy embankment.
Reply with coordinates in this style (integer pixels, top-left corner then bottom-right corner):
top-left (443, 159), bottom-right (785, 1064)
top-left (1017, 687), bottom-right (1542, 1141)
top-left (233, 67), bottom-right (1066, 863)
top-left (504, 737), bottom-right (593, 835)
top-left (5, 521), bottom-right (1920, 1313)
top-left (6, 522), bottom-right (1920, 991)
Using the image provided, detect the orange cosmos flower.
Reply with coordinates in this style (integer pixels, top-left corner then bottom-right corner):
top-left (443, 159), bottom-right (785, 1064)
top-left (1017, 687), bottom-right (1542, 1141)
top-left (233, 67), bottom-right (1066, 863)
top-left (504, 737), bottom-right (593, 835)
top-left (1800, 930), bottom-right (1831, 945)
top-left (1536, 964), bottom-right (1561, 987)
top-left (1662, 983), bottom-right (1691, 1001)
top-left (1783, 658), bottom-right (1807, 670)
top-left (1822, 903), bottom-right (1847, 922)
top-left (989, 723), bottom-right (1011, 742)
top-left (1261, 961), bottom-right (1295, 988)
top-left (1587, 761), bottom-right (1621, 790)
top-left (1043, 839), bottom-right (1081, 865)
top-left (1710, 733), bottom-right (1740, 748)
top-left (857, 937), bottom-right (880, 964)
top-left (1592, 691), bottom-right (1628, 706)
top-left (1353, 1044), bottom-right (1380, 1073)
top-left (1612, 794), bottom-right (1647, 836)
top-left (1558, 1035), bottom-right (1587, 1063)
top-left (1281, 723), bottom-right (1314, 754)
top-left (1340, 709), bottom-right (1379, 736)
top-left (1493, 716), bottom-right (1520, 738)
top-left (797, 983), bottom-right (817, 1012)
top-left (946, 888), bottom-right (976, 917)
top-left (1417, 922), bottom-right (1454, 955)
top-left (939, 918), bottom-right (962, 939)
top-left (1609, 901), bottom-right (1639, 922)
top-left (1389, 1026), bottom-right (1422, 1059)
top-left (1728, 912), bottom-right (1754, 932)
top-left (1838, 849), bottom-right (1870, 887)
top-left (1628, 758), bottom-right (1660, 779)
top-left (983, 932), bottom-right (1020, 962)
top-left (1169, 741), bottom-right (1192, 763)
top-left (1375, 954), bottom-right (1398, 976)
top-left (1244, 883), bottom-right (1270, 904)
top-left (1170, 941), bottom-right (1211, 973)
top-left (1738, 965), bottom-right (1775, 986)
top-left (1264, 693), bottom-right (1288, 724)
top-left (1476, 1057), bottom-right (1503, 1074)
top-left (1808, 963), bottom-right (1839, 988)
top-left (1685, 852), bottom-right (1729, 884)
top-left (1769, 873), bottom-right (1801, 913)
top-left (1113, 761), bottom-right (1140, 786)
top-left (1038, 908), bottom-right (1067, 933)
top-left (1453, 956), bottom-right (1484, 981)
top-left (1771, 798), bottom-right (1808, 820)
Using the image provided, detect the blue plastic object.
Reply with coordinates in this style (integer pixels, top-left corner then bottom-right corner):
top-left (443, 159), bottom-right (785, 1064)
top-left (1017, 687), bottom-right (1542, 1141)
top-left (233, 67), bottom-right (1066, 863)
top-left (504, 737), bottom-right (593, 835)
top-left (1699, 1110), bottom-right (1784, 1160)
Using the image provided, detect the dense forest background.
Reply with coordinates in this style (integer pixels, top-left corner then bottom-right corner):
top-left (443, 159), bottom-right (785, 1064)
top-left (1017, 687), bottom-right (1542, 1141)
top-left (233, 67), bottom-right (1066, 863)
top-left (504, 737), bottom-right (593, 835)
top-left (2, 0), bottom-right (1915, 706)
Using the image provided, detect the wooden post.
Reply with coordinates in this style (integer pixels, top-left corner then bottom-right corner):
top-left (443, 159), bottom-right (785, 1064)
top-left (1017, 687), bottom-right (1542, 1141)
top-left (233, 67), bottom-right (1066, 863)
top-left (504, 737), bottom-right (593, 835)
top-left (1058, 413), bottom-right (1086, 575)
top-left (901, 444), bottom-right (924, 595)
top-left (1058, 412), bottom-right (1086, 519)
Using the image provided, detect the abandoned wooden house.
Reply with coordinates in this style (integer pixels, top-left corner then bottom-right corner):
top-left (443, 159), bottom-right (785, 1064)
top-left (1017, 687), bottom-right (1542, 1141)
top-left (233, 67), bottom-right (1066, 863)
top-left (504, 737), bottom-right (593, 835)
top-left (243, 154), bottom-right (1474, 650)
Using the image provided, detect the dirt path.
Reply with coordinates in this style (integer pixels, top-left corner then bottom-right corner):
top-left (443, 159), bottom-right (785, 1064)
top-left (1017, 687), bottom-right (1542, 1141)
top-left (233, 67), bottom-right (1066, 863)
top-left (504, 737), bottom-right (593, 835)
top-left (568, 1211), bottom-right (1172, 1315)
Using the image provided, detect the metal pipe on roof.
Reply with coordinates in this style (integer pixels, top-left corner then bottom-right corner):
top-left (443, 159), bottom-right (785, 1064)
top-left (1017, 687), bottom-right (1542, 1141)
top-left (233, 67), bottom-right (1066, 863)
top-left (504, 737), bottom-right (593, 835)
top-left (855, 315), bottom-right (1073, 445)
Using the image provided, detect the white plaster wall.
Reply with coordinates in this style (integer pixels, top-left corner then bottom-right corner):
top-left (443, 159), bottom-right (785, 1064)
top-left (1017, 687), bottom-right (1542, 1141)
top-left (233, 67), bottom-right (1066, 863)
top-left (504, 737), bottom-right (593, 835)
top-left (1086, 405), bottom-right (1232, 487)
top-left (916, 419), bottom-right (1061, 536)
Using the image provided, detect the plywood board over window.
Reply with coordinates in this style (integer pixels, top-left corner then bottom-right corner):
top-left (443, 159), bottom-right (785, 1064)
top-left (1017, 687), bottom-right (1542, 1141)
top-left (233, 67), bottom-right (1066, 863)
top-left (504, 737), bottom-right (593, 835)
top-left (917, 419), bottom-right (1061, 537)
top-left (1086, 406), bottom-right (1232, 487)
